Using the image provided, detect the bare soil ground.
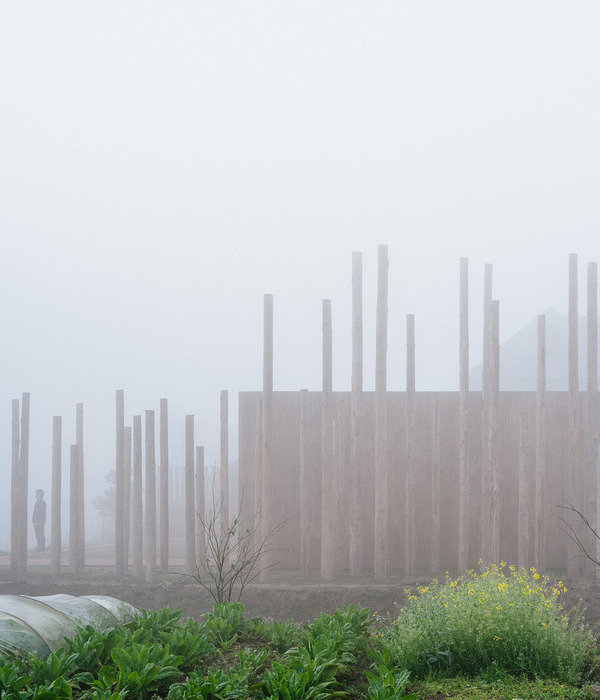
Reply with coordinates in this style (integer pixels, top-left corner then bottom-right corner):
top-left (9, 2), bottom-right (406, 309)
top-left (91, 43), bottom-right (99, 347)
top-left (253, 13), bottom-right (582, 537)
top-left (2, 567), bottom-right (600, 630)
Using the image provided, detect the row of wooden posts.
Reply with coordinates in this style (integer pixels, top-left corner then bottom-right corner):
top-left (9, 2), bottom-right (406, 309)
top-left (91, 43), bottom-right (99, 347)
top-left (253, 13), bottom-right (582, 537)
top-left (9, 390), bottom-right (235, 582)
top-left (8, 247), bottom-right (600, 581)
top-left (240, 248), bottom-right (600, 579)
top-left (10, 398), bottom-right (85, 578)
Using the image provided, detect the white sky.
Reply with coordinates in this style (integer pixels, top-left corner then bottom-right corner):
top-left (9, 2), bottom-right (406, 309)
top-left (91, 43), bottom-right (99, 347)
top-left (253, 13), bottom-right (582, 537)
top-left (1, 2), bottom-right (599, 548)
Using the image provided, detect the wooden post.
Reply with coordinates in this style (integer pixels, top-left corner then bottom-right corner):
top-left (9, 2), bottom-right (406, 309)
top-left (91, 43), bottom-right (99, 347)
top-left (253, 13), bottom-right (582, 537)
top-left (185, 415), bottom-right (196, 573)
top-left (145, 410), bottom-right (157, 582)
top-left (132, 415), bottom-right (143, 578)
top-left (299, 389), bottom-right (311, 576)
top-left (254, 394), bottom-right (263, 551)
top-left (10, 399), bottom-right (20, 577)
top-left (51, 417), bottom-right (62, 578)
top-left (69, 444), bottom-right (81, 573)
top-left (19, 392), bottom-right (30, 575)
top-left (534, 315), bottom-right (546, 572)
top-left (115, 390), bottom-right (125, 577)
top-left (76, 403), bottom-right (85, 568)
top-left (431, 400), bottom-right (440, 573)
top-left (487, 300), bottom-right (500, 564)
top-left (481, 264), bottom-right (492, 563)
top-left (350, 251), bottom-right (363, 576)
top-left (332, 418), bottom-right (343, 576)
top-left (123, 426), bottom-right (132, 570)
top-left (260, 294), bottom-right (273, 581)
top-left (518, 413), bottom-right (529, 569)
top-left (195, 446), bottom-right (206, 569)
top-left (585, 263), bottom-right (598, 575)
top-left (458, 257), bottom-right (469, 572)
top-left (374, 244), bottom-right (389, 579)
top-left (568, 253), bottom-right (581, 578)
top-left (321, 299), bottom-right (334, 580)
top-left (159, 398), bottom-right (169, 572)
top-left (405, 314), bottom-right (416, 575)
top-left (220, 391), bottom-right (229, 540)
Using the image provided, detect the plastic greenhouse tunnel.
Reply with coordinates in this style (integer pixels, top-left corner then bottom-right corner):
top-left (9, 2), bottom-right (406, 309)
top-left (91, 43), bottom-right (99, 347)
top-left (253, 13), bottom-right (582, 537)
top-left (0, 594), bottom-right (139, 658)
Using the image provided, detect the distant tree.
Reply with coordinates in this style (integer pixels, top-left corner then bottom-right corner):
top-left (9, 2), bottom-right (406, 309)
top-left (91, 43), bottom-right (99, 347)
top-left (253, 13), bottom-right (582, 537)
top-left (92, 470), bottom-right (116, 542)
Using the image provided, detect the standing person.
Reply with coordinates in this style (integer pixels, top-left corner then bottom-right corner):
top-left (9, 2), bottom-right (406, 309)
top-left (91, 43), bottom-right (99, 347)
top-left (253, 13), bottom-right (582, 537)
top-left (32, 489), bottom-right (47, 552)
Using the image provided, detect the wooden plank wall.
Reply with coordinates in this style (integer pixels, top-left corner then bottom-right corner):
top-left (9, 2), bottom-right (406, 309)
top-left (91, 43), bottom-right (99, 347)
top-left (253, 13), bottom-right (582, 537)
top-left (239, 390), bottom-right (576, 574)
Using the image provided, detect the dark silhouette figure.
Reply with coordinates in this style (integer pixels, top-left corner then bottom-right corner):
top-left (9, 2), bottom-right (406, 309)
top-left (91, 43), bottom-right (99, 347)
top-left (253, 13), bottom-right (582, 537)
top-left (32, 489), bottom-right (47, 552)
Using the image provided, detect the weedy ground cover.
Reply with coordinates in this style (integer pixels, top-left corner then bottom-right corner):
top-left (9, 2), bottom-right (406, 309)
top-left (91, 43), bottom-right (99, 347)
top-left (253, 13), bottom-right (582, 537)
top-left (1, 570), bottom-right (599, 699)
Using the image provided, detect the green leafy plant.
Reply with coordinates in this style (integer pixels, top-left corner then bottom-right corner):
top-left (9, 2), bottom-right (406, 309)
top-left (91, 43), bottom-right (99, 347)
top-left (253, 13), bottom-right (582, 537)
top-left (258, 653), bottom-right (342, 700)
top-left (203, 601), bottom-right (260, 649)
top-left (64, 625), bottom-right (117, 676)
top-left (167, 667), bottom-right (249, 700)
top-left (0, 659), bottom-right (32, 700)
top-left (265, 619), bottom-right (302, 653)
top-left (366, 648), bottom-right (417, 700)
top-left (92, 641), bottom-right (183, 697)
top-left (27, 648), bottom-right (94, 690)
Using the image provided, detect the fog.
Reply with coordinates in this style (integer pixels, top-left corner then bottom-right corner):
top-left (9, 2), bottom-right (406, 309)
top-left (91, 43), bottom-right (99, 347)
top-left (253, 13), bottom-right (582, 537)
top-left (1, 2), bottom-right (599, 549)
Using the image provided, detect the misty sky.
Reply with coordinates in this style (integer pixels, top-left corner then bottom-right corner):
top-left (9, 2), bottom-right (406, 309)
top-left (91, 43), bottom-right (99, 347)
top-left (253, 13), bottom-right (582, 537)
top-left (1, 3), bottom-right (599, 548)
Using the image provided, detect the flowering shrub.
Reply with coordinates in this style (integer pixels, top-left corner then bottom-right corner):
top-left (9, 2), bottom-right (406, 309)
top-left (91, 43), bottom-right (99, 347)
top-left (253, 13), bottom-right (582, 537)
top-left (383, 563), bottom-right (594, 682)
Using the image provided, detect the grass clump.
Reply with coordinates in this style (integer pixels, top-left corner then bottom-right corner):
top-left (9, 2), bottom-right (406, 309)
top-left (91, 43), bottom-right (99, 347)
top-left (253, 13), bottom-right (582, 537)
top-left (383, 562), bottom-right (595, 683)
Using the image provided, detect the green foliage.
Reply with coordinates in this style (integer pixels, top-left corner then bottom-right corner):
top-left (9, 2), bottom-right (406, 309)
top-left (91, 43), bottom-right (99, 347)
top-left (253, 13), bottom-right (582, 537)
top-left (203, 602), bottom-right (258, 648)
top-left (0, 659), bottom-right (32, 699)
top-left (167, 667), bottom-right (249, 700)
top-left (259, 655), bottom-right (341, 699)
top-left (264, 619), bottom-right (302, 653)
top-left (124, 608), bottom-right (215, 671)
top-left (64, 625), bottom-right (117, 675)
top-left (92, 641), bottom-right (183, 697)
top-left (27, 648), bottom-right (94, 690)
top-left (365, 648), bottom-right (418, 700)
top-left (3, 594), bottom-right (598, 700)
top-left (382, 564), bottom-right (595, 682)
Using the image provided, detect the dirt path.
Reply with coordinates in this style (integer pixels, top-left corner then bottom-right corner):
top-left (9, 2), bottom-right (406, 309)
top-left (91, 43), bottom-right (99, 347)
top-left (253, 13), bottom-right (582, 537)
top-left (2, 567), bottom-right (600, 629)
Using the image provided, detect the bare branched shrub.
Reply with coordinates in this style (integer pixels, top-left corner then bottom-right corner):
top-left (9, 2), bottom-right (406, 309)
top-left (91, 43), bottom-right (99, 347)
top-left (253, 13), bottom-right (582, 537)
top-left (553, 500), bottom-right (600, 567)
top-left (187, 500), bottom-right (287, 604)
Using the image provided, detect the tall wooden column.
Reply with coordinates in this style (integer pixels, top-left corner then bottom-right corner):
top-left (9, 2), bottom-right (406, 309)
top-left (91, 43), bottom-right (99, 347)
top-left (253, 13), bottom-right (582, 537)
top-left (145, 410), bottom-right (157, 582)
top-left (51, 416), bottom-right (62, 578)
top-left (487, 300), bottom-right (500, 564)
top-left (299, 389), bottom-right (311, 576)
top-left (185, 415), bottom-right (196, 573)
top-left (321, 299), bottom-right (334, 580)
top-left (349, 251), bottom-right (363, 576)
top-left (115, 390), bottom-right (125, 577)
top-left (195, 446), bottom-right (206, 568)
top-left (10, 399), bottom-right (20, 577)
top-left (123, 426), bottom-right (132, 569)
top-left (405, 314), bottom-right (416, 575)
top-left (260, 294), bottom-right (273, 581)
top-left (534, 315), bottom-right (546, 572)
top-left (481, 264), bottom-right (492, 563)
top-left (132, 415), bottom-right (143, 578)
top-left (568, 254), bottom-right (581, 578)
top-left (458, 257), bottom-right (469, 571)
top-left (159, 398), bottom-right (169, 572)
top-left (19, 393), bottom-right (30, 575)
top-left (374, 244), bottom-right (389, 579)
top-left (69, 444), bottom-right (81, 573)
top-left (585, 262), bottom-right (598, 575)
top-left (76, 403), bottom-right (85, 567)
top-left (220, 391), bottom-right (229, 540)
